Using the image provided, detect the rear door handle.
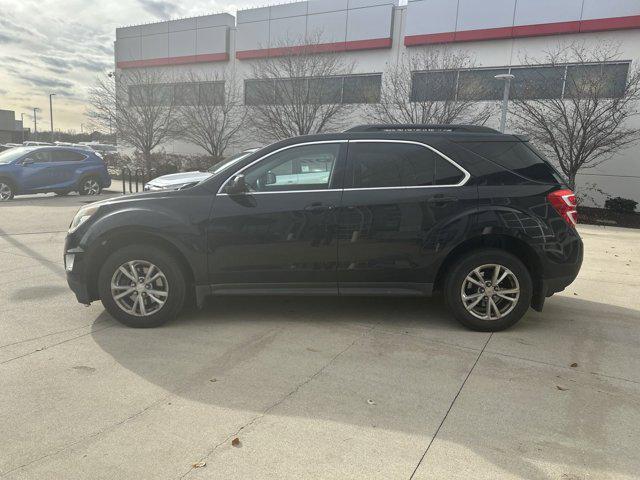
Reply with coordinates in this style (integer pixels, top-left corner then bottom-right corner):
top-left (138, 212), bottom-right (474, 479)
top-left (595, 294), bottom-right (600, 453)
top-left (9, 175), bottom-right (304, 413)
top-left (304, 203), bottom-right (335, 212)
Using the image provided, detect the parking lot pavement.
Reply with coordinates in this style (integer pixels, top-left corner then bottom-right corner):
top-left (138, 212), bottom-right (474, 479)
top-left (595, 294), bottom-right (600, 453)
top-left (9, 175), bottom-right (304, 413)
top-left (1, 194), bottom-right (639, 480)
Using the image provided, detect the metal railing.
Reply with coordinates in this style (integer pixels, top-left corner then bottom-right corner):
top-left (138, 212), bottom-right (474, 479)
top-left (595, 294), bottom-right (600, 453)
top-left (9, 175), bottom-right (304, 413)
top-left (120, 168), bottom-right (148, 194)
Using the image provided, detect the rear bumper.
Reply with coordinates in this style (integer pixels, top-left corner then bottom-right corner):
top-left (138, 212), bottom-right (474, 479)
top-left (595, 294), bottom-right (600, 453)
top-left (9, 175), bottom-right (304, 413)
top-left (531, 235), bottom-right (583, 311)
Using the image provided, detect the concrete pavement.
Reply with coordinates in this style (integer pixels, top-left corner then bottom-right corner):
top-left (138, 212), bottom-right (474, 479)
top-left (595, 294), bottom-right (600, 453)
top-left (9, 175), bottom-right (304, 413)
top-left (0, 194), bottom-right (639, 479)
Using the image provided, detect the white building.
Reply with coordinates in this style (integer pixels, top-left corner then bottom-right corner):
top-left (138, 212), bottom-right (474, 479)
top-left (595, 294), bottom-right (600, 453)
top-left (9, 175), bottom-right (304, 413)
top-left (114, 0), bottom-right (640, 203)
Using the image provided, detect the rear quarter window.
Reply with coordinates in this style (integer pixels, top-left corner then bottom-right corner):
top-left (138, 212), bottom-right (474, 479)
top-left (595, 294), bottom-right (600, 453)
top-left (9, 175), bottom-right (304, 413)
top-left (459, 141), bottom-right (563, 184)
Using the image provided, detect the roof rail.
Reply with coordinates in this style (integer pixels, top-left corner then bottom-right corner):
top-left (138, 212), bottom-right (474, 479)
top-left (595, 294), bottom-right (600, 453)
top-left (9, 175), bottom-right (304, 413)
top-left (345, 124), bottom-right (500, 134)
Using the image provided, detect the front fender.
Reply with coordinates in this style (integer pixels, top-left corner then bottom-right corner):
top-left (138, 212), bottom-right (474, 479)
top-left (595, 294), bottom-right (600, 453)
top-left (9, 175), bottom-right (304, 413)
top-left (79, 200), bottom-right (210, 284)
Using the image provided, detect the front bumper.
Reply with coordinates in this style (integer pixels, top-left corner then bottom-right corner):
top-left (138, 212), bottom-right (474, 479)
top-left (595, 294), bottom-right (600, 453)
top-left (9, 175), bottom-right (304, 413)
top-left (64, 239), bottom-right (92, 304)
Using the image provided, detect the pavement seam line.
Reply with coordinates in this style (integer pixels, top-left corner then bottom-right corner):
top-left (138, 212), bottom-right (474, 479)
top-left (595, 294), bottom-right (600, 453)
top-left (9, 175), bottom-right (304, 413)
top-left (0, 383), bottom-right (176, 479)
top-left (0, 324), bottom-right (116, 365)
top-left (408, 332), bottom-right (493, 480)
top-left (0, 230), bottom-right (68, 237)
top-left (177, 322), bottom-right (379, 480)
top-left (0, 318), bottom-right (112, 350)
top-left (485, 349), bottom-right (640, 386)
top-left (0, 249), bottom-right (63, 267)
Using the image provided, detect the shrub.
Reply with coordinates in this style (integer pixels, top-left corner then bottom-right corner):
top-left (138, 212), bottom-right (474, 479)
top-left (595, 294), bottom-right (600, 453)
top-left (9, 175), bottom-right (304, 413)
top-left (103, 152), bottom-right (221, 177)
top-left (604, 197), bottom-right (638, 213)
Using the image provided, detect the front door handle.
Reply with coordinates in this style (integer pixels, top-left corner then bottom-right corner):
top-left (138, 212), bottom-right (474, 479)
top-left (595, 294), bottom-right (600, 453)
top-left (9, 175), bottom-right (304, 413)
top-left (427, 195), bottom-right (458, 206)
top-left (304, 203), bottom-right (335, 212)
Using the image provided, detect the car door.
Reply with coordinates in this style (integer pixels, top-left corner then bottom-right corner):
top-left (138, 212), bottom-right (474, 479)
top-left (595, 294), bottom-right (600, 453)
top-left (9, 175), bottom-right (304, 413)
top-left (337, 139), bottom-right (477, 295)
top-left (50, 149), bottom-right (87, 188)
top-left (19, 149), bottom-right (54, 191)
top-left (207, 141), bottom-right (346, 294)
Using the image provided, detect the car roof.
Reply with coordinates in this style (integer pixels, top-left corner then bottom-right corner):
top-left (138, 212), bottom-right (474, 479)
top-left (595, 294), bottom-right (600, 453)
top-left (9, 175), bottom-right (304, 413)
top-left (270, 130), bottom-right (521, 148)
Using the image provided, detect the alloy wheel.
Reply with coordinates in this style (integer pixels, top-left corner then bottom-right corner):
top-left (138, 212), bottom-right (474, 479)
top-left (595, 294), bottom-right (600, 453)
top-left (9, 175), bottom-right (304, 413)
top-left (110, 260), bottom-right (169, 317)
top-left (0, 182), bottom-right (12, 201)
top-left (460, 264), bottom-right (520, 321)
top-left (84, 179), bottom-right (100, 195)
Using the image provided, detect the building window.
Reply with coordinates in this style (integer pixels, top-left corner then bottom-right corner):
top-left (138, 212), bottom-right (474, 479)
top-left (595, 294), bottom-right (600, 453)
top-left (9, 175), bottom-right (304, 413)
top-left (411, 71), bottom-right (457, 101)
top-left (128, 81), bottom-right (225, 106)
top-left (457, 68), bottom-right (509, 101)
top-left (410, 62), bottom-right (629, 102)
top-left (245, 74), bottom-right (382, 106)
top-left (510, 66), bottom-right (565, 100)
top-left (564, 63), bottom-right (629, 98)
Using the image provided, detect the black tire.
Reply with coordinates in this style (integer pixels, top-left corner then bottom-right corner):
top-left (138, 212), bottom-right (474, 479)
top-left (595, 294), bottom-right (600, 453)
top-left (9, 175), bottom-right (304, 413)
top-left (444, 248), bottom-right (532, 332)
top-left (78, 176), bottom-right (101, 196)
top-left (0, 179), bottom-right (15, 201)
top-left (98, 245), bottom-right (186, 328)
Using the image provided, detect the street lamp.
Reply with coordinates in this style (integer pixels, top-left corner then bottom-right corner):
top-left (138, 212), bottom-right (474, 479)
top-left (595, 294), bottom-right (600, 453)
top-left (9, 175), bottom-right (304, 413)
top-left (494, 73), bottom-right (515, 133)
top-left (49, 93), bottom-right (56, 143)
top-left (32, 108), bottom-right (41, 142)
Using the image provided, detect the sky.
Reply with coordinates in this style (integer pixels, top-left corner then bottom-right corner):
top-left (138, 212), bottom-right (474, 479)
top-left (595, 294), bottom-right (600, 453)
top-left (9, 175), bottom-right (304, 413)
top-left (0, 0), bottom-right (260, 133)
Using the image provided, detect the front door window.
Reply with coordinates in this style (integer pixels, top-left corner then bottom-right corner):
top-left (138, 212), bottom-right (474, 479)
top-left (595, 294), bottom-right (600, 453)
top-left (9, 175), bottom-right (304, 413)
top-left (242, 143), bottom-right (340, 192)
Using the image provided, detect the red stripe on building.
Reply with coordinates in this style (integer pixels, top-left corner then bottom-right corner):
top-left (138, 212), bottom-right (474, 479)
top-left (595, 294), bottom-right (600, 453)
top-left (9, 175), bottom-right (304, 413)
top-left (236, 37), bottom-right (392, 60)
top-left (404, 32), bottom-right (456, 46)
top-left (117, 52), bottom-right (229, 69)
top-left (580, 14), bottom-right (640, 32)
top-left (345, 37), bottom-right (392, 51)
top-left (512, 21), bottom-right (581, 38)
top-left (454, 26), bottom-right (514, 42)
top-left (404, 15), bottom-right (640, 47)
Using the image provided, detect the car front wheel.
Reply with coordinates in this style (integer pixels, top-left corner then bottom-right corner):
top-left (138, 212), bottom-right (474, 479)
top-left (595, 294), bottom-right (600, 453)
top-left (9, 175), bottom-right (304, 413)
top-left (79, 177), bottom-right (101, 196)
top-left (444, 249), bottom-right (532, 331)
top-left (98, 245), bottom-right (186, 327)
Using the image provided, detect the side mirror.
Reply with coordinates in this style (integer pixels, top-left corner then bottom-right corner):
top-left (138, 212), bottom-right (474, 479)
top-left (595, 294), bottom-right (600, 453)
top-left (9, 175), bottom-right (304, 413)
top-left (225, 174), bottom-right (248, 194)
top-left (21, 158), bottom-right (35, 166)
top-left (265, 171), bottom-right (276, 185)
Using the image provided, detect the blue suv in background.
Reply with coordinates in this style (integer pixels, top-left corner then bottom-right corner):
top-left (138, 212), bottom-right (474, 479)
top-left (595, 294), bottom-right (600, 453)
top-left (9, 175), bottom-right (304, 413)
top-left (0, 146), bottom-right (111, 201)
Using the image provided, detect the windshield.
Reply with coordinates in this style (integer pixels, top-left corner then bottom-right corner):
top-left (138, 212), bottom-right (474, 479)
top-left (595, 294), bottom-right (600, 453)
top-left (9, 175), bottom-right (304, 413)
top-left (207, 151), bottom-right (254, 174)
top-left (0, 147), bottom-right (34, 164)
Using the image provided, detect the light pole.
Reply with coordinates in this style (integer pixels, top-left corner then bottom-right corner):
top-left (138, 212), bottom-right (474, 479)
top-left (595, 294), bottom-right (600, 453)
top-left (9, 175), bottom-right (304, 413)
top-left (33, 108), bottom-right (40, 141)
top-left (49, 93), bottom-right (56, 143)
top-left (495, 73), bottom-right (515, 133)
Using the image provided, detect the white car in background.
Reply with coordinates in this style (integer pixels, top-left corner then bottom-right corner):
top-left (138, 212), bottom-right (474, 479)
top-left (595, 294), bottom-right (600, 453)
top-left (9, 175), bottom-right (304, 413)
top-left (144, 148), bottom-right (260, 191)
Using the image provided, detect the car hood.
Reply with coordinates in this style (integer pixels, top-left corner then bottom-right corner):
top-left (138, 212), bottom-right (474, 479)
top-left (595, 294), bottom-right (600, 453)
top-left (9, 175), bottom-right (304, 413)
top-left (147, 171), bottom-right (212, 186)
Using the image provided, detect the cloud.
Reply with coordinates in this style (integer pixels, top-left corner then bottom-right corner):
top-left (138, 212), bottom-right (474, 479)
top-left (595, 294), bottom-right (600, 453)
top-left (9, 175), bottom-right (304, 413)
top-left (18, 73), bottom-right (74, 91)
top-left (0, 32), bottom-right (15, 44)
top-left (0, 0), bottom-right (260, 130)
top-left (137, 0), bottom-right (183, 19)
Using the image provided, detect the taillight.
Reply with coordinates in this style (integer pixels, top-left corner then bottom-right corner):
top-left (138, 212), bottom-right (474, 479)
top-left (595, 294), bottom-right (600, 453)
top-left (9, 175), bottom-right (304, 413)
top-left (547, 189), bottom-right (577, 227)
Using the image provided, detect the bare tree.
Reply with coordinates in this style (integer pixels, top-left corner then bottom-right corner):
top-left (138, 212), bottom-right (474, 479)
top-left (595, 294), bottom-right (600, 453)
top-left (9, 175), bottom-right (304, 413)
top-left (510, 42), bottom-right (640, 190)
top-left (176, 70), bottom-right (247, 159)
top-left (367, 49), bottom-right (494, 125)
top-left (246, 35), bottom-right (356, 142)
top-left (88, 69), bottom-right (181, 171)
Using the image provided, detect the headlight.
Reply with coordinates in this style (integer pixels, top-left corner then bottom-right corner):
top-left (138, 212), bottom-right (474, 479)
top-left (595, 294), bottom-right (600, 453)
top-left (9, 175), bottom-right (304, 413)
top-left (69, 205), bottom-right (100, 232)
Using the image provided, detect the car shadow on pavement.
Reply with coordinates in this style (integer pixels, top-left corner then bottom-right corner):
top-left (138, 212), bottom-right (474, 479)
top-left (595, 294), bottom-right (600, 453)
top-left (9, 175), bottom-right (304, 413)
top-left (89, 294), bottom-right (640, 480)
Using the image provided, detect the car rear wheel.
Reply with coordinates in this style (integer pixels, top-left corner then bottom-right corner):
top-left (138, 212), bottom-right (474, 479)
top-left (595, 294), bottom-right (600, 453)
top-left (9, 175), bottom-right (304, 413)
top-left (444, 249), bottom-right (532, 331)
top-left (98, 245), bottom-right (186, 328)
top-left (79, 176), bottom-right (101, 196)
top-left (0, 180), bottom-right (14, 201)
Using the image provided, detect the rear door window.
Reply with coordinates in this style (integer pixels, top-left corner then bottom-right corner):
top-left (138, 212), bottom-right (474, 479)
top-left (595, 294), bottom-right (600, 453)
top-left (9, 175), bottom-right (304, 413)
top-left (51, 150), bottom-right (86, 162)
top-left (459, 141), bottom-right (562, 184)
top-left (348, 141), bottom-right (465, 188)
